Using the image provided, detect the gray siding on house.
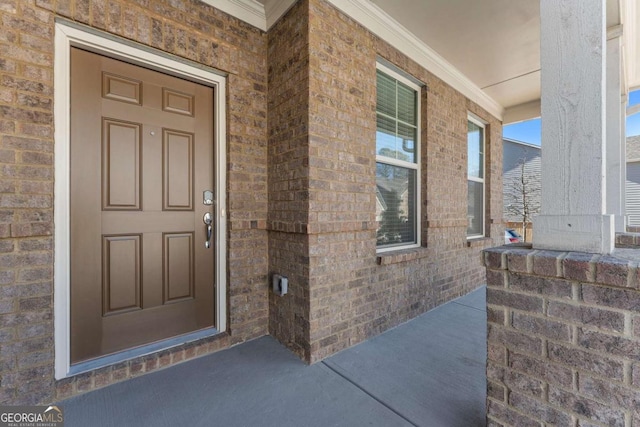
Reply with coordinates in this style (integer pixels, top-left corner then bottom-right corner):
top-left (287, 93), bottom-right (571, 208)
top-left (502, 139), bottom-right (541, 223)
top-left (626, 136), bottom-right (640, 226)
top-left (626, 161), bottom-right (640, 226)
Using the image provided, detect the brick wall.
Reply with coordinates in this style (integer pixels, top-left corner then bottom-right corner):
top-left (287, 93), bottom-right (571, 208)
top-left (267, 0), bottom-right (312, 360)
top-left (305, 0), bottom-right (377, 361)
top-left (485, 244), bottom-right (640, 426)
top-left (0, 0), bottom-right (269, 404)
top-left (299, 0), bottom-right (503, 362)
top-left (263, 0), bottom-right (503, 363)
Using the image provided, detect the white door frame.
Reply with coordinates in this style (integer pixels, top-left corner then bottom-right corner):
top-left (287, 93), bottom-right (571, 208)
top-left (54, 20), bottom-right (227, 379)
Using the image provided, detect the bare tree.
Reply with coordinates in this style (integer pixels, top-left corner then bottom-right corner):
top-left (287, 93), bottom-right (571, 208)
top-left (505, 154), bottom-right (541, 241)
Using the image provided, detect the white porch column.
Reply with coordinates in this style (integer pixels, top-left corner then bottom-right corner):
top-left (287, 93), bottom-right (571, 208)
top-left (622, 94), bottom-right (627, 227)
top-left (606, 30), bottom-right (625, 232)
top-left (534, 0), bottom-right (614, 254)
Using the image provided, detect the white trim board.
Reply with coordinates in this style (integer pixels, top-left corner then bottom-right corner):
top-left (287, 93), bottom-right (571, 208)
top-left (54, 20), bottom-right (228, 379)
top-left (467, 114), bottom-right (487, 240)
top-left (204, 0), bottom-right (296, 31)
top-left (205, 0), bottom-right (266, 30)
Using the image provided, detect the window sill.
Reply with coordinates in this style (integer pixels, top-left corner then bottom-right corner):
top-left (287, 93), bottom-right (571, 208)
top-left (466, 237), bottom-right (492, 248)
top-left (376, 246), bottom-right (429, 265)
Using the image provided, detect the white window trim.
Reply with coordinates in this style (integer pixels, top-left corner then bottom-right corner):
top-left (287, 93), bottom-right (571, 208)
top-left (376, 62), bottom-right (422, 253)
top-left (467, 114), bottom-right (487, 240)
top-left (54, 20), bottom-right (227, 379)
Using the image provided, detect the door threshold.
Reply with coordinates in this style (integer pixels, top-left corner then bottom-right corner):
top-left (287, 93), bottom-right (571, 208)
top-left (68, 327), bottom-right (220, 377)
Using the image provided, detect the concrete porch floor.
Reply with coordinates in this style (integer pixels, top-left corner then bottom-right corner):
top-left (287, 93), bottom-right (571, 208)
top-left (59, 287), bottom-right (487, 427)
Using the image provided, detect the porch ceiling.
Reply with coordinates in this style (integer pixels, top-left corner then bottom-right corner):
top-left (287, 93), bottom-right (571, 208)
top-left (214, 0), bottom-right (640, 123)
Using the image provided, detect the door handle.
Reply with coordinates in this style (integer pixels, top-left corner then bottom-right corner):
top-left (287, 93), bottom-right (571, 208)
top-left (203, 212), bottom-right (213, 249)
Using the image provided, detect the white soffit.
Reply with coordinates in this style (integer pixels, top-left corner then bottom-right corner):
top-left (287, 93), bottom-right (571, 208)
top-left (206, 0), bottom-right (266, 30)
top-left (264, 0), bottom-right (297, 29)
top-left (205, 0), bottom-right (296, 31)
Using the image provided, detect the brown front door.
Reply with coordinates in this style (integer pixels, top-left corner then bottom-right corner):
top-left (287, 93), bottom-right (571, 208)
top-left (70, 48), bottom-right (215, 364)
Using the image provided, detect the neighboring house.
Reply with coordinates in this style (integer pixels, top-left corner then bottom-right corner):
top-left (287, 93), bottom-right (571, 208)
top-left (375, 177), bottom-right (411, 245)
top-left (0, 0), bottom-right (505, 405)
top-left (502, 138), bottom-right (541, 240)
top-left (626, 135), bottom-right (640, 227)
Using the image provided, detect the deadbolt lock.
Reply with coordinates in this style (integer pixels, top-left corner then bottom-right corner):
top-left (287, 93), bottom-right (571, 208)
top-left (203, 190), bottom-right (214, 205)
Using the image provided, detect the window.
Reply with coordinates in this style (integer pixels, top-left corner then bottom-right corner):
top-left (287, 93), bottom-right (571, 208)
top-left (375, 64), bottom-right (420, 250)
top-left (467, 116), bottom-right (485, 238)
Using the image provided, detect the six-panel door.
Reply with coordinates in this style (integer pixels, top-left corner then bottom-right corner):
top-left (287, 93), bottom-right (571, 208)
top-left (70, 48), bottom-right (216, 364)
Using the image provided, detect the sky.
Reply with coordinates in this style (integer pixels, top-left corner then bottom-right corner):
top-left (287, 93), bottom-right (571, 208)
top-left (503, 89), bottom-right (640, 146)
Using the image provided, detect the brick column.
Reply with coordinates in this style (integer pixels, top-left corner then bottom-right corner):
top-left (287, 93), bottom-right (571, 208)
top-left (484, 242), bottom-right (640, 426)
